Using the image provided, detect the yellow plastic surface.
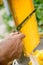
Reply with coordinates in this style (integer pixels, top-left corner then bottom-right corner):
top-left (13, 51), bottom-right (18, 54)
top-left (9, 0), bottom-right (40, 55)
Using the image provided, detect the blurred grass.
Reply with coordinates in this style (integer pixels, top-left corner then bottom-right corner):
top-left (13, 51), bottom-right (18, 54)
top-left (33, 0), bottom-right (43, 32)
top-left (0, 0), bottom-right (4, 9)
top-left (0, 4), bottom-right (4, 9)
top-left (2, 13), bottom-right (16, 32)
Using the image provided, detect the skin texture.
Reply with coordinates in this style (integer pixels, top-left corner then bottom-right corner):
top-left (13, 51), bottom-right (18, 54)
top-left (0, 32), bottom-right (25, 65)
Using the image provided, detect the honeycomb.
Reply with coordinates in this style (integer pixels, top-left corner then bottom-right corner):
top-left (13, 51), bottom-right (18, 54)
top-left (29, 50), bottom-right (43, 65)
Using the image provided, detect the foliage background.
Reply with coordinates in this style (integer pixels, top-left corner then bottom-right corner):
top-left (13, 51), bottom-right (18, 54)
top-left (33, 0), bottom-right (43, 32)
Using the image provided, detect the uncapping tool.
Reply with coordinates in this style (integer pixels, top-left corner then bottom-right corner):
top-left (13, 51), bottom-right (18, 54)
top-left (17, 9), bottom-right (36, 31)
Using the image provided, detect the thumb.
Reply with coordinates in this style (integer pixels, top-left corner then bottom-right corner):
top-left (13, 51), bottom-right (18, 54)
top-left (17, 33), bottom-right (25, 39)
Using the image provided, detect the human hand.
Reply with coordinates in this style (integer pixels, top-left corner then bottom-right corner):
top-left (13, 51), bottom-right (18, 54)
top-left (0, 32), bottom-right (25, 65)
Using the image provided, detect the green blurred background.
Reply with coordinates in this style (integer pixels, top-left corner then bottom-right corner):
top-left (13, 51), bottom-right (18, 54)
top-left (33, 0), bottom-right (43, 32)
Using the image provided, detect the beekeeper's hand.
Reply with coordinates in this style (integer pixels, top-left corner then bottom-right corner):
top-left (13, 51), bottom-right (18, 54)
top-left (0, 32), bottom-right (25, 65)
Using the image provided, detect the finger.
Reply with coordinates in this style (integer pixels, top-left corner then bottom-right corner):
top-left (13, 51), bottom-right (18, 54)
top-left (16, 42), bottom-right (23, 58)
top-left (18, 42), bottom-right (23, 53)
top-left (10, 32), bottom-right (19, 36)
top-left (14, 32), bottom-right (19, 35)
top-left (16, 33), bottom-right (25, 39)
